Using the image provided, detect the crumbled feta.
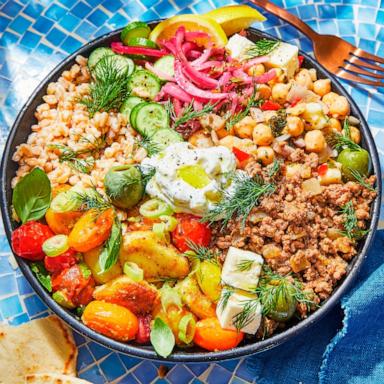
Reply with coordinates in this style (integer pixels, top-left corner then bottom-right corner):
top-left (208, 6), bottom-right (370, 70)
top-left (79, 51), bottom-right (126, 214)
top-left (225, 34), bottom-right (254, 60)
top-left (302, 102), bottom-right (328, 130)
top-left (265, 42), bottom-right (299, 79)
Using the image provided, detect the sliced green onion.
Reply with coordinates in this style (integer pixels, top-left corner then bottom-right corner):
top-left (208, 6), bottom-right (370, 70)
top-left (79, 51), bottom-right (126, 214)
top-left (42, 235), bottom-right (69, 257)
top-left (50, 190), bottom-right (81, 213)
top-left (52, 290), bottom-right (75, 309)
top-left (178, 313), bottom-right (196, 344)
top-left (153, 222), bottom-right (170, 243)
top-left (139, 198), bottom-right (173, 218)
top-left (160, 283), bottom-right (182, 312)
top-left (123, 262), bottom-right (144, 282)
top-left (159, 215), bottom-right (178, 231)
top-left (78, 263), bottom-right (92, 279)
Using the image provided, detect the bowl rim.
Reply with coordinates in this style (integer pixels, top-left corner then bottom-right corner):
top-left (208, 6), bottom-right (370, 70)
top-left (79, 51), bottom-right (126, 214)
top-left (0, 24), bottom-right (381, 362)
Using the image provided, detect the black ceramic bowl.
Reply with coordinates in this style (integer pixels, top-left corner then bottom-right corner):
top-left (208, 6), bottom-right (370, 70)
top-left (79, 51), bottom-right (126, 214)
top-left (0, 23), bottom-right (381, 362)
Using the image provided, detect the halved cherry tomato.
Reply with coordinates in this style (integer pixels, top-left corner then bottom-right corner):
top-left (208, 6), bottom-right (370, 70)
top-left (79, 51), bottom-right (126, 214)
top-left (298, 55), bottom-right (304, 67)
top-left (68, 208), bottom-right (114, 252)
top-left (194, 318), bottom-right (244, 351)
top-left (46, 208), bottom-right (83, 235)
top-left (260, 100), bottom-right (281, 111)
top-left (232, 147), bottom-right (251, 162)
top-left (44, 248), bottom-right (78, 273)
top-left (82, 300), bottom-right (138, 341)
top-left (317, 163), bottom-right (328, 176)
top-left (171, 214), bottom-right (211, 253)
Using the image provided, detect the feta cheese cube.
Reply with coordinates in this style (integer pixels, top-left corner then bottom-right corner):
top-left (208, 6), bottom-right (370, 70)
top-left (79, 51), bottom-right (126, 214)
top-left (221, 247), bottom-right (264, 292)
top-left (265, 42), bottom-right (299, 79)
top-left (226, 34), bottom-right (254, 60)
top-left (216, 289), bottom-right (262, 334)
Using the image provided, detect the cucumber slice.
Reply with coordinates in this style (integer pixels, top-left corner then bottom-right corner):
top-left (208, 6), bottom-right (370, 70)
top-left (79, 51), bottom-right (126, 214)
top-left (130, 102), bottom-right (148, 129)
top-left (121, 21), bottom-right (151, 46)
top-left (128, 70), bottom-right (161, 100)
top-left (151, 129), bottom-right (183, 151)
top-left (154, 55), bottom-right (175, 79)
top-left (120, 96), bottom-right (144, 121)
top-left (93, 55), bottom-right (135, 80)
top-left (88, 47), bottom-right (114, 71)
top-left (127, 37), bottom-right (158, 49)
top-left (133, 102), bottom-right (169, 136)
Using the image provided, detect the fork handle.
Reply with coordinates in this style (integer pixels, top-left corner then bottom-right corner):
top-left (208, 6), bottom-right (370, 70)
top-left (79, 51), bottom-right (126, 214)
top-left (249, 0), bottom-right (319, 40)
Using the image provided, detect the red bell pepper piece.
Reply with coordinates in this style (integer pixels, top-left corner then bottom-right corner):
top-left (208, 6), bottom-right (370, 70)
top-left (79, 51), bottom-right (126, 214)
top-left (298, 55), bottom-right (304, 67)
top-left (260, 100), bottom-right (281, 111)
top-left (232, 146), bottom-right (251, 162)
top-left (317, 163), bottom-right (328, 176)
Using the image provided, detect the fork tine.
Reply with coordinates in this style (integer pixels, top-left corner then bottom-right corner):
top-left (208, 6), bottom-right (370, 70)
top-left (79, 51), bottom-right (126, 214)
top-left (342, 62), bottom-right (384, 79)
top-left (352, 48), bottom-right (384, 65)
top-left (336, 69), bottom-right (384, 87)
top-left (347, 55), bottom-right (384, 73)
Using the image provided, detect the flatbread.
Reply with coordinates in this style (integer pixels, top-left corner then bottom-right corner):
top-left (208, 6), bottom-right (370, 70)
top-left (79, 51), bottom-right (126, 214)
top-left (0, 316), bottom-right (77, 384)
top-left (25, 373), bottom-right (92, 384)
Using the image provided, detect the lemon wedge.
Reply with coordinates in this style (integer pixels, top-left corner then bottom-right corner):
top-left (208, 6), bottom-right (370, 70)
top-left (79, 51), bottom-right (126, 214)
top-left (149, 14), bottom-right (228, 48)
top-left (205, 5), bottom-right (266, 36)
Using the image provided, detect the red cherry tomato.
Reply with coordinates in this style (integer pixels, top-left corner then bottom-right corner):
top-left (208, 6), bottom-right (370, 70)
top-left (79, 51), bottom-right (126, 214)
top-left (44, 248), bottom-right (78, 273)
top-left (298, 55), bottom-right (304, 67)
top-left (318, 163), bottom-right (328, 176)
top-left (260, 100), bottom-right (281, 111)
top-left (232, 147), bottom-right (251, 162)
top-left (171, 214), bottom-right (212, 252)
top-left (135, 315), bottom-right (151, 344)
top-left (11, 221), bottom-right (54, 261)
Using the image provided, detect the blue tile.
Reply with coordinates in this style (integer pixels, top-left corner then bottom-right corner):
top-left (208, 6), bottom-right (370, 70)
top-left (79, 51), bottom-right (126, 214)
top-left (119, 353), bottom-right (141, 369)
top-left (318, 4), bottom-right (336, 19)
top-left (0, 15), bottom-right (11, 32)
top-left (8, 312), bottom-right (29, 325)
top-left (88, 9), bottom-right (109, 27)
top-left (75, 21), bottom-right (97, 40)
top-left (297, 5), bottom-right (316, 20)
top-left (235, 359), bottom-right (256, 382)
top-left (23, 3), bottom-right (44, 19)
top-left (79, 365), bottom-right (105, 384)
top-left (368, 110), bottom-right (383, 127)
top-left (61, 35), bottom-right (83, 53)
top-left (33, 17), bottom-right (54, 34)
top-left (359, 6), bottom-right (377, 22)
top-left (206, 365), bottom-right (232, 384)
top-left (73, 330), bottom-right (86, 345)
top-left (45, 3), bottom-right (67, 21)
top-left (187, 363), bottom-right (210, 376)
top-left (133, 361), bottom-right (158, 383)
top-left (24, 294), bottom-right (47, 316)
top-left (377, 10), bottom-right (384, 25)
top-left (121, 2), bottom-right (145, 19)
top-left (108, 13), bottom-right (129, 29)
top-left (0, 295), bottom-right (23, 318)
top-left (359, 38), bottom-right (376, 53)
top-left (0, 274), bottom-right (16, 295)
top-left (339, 21), bottom-right (356, 36)
top-left (20, 31), bottom-right (41, 49)
top-left (59, 12), bottom-right (82, 32)
top-left (336, 5), bottom-right (354, 19)
top-left (46, 27), bottom-right (66, 46)
top-left (71, 1), bottom-right (93, 19)
top-left (16, 275), bottom-right (33, 295)
top-left (9, 15), bottom-right (32, 34)
top-left (318, 19), bottom-right (338, 35)
top-left (88, 341), bottom-right (111, 359)
top-left (167, 365), bottom-right (194, 384)
top-left (140, 9), bottom-right (159, 22)
top-left (102, 0), bottom-right (123, 12)
top-left (118, 373), bottom-right (140, 384)
top-left (1, 0), bottom-right (23, 17)
top-left (192, 0), bottom-right (214, 14)
top-left (218, 359), bottom-right (240, 372)
top-left (77, 345), bottom-right (95, 371)
top-left (100, 353), bottom-right (126, 382)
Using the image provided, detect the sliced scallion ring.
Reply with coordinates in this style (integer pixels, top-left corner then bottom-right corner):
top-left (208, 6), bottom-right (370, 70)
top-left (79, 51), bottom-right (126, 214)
top-left (178, 313), bottom-right (196, 344)
top-left (123, 262), bottom-right (144, 282)
top-left (160, 284), bottom-right (182, 312)
top-left (50, 188), bottom-right (83, 213)
top-left (159, 215), bottom-right (178, 231)
top-left (139, 198), bottom-right (173, 218)
top-left (42, 235), bottom-right (69, 257)
top-left (153, 222), bottom-right (170, 243)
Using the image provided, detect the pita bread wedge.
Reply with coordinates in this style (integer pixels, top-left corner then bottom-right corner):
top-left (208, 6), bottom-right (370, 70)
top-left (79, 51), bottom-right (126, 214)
top-left (0, 316), bottom-right (77, 384)
top-left (25, 373), bottom-right (92, 384)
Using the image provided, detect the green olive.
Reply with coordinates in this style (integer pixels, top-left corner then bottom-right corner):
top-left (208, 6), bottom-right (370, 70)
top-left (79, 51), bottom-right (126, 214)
top-left (337, 148), bottom-right (370, 181)
top-left (266, 282), bottom-right (297, 322)
top-left (104, 165), bottom-right (144, 209)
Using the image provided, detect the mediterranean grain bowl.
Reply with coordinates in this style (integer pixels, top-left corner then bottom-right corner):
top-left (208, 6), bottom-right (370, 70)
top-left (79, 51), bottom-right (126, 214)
top-left (1, 7), bottom-right (381, 361)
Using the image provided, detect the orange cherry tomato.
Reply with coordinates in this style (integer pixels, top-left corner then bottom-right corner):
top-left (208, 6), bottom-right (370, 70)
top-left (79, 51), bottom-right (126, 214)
top-left (82, 300), bottom-right (139, 341)
top-left (46, 208), bottom-right (83, 235)
top-left (52, 184), bottom-right (71, 198)
top-left (68, 208), bottom-right (114, 252)
top-left (194, 318), bottom-right (244, 352)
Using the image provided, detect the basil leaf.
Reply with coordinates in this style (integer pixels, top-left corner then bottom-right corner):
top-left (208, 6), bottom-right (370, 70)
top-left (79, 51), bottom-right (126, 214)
top-left (99, 216), bottom-right (122, 273)
top-left (12, 168), bottom-right (51, 223)
top-left (30, 262), bottom-right (52, 292)
top-left (150, 317), bottom-right (175, 358)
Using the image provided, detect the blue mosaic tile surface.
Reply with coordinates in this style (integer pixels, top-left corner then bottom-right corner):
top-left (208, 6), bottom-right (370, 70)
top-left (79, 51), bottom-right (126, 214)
top-left (0, 0), bottom-right (383, 383)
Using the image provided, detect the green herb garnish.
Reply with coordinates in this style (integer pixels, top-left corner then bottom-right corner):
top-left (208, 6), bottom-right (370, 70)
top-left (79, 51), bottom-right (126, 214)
top-left (232, 298), bottom-right (261, 331)
top-left (185, 240), bottom-right (220, 265)
top-left (73, 188), bottom-right (112, 212)
top-left (99, 217), bottom-right (122, 272)
top-left (327, 118), bottom-right (361, 152)
top-left (80, 55), bottom-right (130, 116)
top-left (269, 109), bottom-right (287, 137)
top-left (137, 135), bottom-right (161, 157)
top-left (267, 159), bottom-right (282, 178)
top-left (340, 201), bottom-right (369, 240)
top-left (12, 168), bottom-right (51, 224)
top-left (349, 168), bottom-right (376, 192)
top-left (218, 285), bottom-right (234, 312)
top-left (236, 259), bottom-right (254, 272)
top-left (31, 262), bottom-right (52, 292)
top-left (245, 39), bottom-right (279, 58)
top-left (150, 317), bottom-right (175, 358)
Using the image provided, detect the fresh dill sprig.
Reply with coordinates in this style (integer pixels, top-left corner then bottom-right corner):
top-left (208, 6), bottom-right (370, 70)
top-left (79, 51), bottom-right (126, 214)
top-left (218, 285), bottom-right (234, 312)
top-left (236, 259), bottom-right (254, 272)
top-left (349, 169), bottom-right (376, 192)
top-left (269, 109), bottom-right (287, 137)
top-left (327, 118), bottom-right (361, 152)
top-left (201, 172), bottom-right (276, 230)
top-left (80, 55), bottom-right (130, 117)
top-left (173, 100), bottom-right (218, 128)
top-left (184, 240), bottom-right (220, 265)
top-left (267, 159), bottom-right (282, 178)
top-left (232, 298), bottom-right (261, 331)
top-left (74, 188), bottom-right (112, 212)
top-left (245, 39), bottom-right (279, 58)
top-left (340, 201), bottom-right (369, 240)
top-left (138, 164), bottom-right (156, 186)
top-left (137, 135), bottom-right (161, 157)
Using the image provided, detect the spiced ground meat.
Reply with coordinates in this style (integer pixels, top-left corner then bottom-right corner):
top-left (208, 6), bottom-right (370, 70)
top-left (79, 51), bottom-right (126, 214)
top-left (213, 154), bottom-right (376, 305)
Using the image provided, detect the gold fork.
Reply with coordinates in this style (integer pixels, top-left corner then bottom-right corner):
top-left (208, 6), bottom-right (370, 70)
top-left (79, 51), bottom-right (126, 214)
top-left (249, 0), bottom-right (384, 86)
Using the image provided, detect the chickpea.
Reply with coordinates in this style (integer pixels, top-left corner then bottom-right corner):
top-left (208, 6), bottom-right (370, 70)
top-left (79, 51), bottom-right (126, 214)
top-left (313, 79), bottom-right (331, 97)
top-left (200, 113), bottom-right (226, 131)
top-left (308, 68), bottom-right (317, 82)
top-left (343, 126), bottom-right (361, 144)
top-left (286, 102), bottom-right (306, 116)
top-left (257, 84), bottom-right (271, 99)
top-left (304, 130), bottom-right (326, 153)
top-left (271, 83), bottom-right (291, 104)
top-left (329, 96), bottom-right (350, 117)
top-left (285, 116), bottom-right (304, 137)
top-left (248, 63), bottom-right (265, 77)
top-left (328, 117), bottom-right (342, 132)
top-left (294, 69), bottom-right (313, 90)
top-left (253, 123), bottom-right (274, 146)
top-left (234, 116), bottom-right (257, 139)
top-left (257, 146), bottom-right (275, 165)
top-left (322, 92), bottom-right (339, 107)
top-left (188, 130), bottom-right (214, 148)
top-left (219, 135), bottom-right (243, 150)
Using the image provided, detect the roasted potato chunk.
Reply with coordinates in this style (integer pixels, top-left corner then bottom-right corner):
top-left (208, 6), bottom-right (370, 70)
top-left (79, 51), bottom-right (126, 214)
top-left (120, 231), bottom-right (189, 279)
top-left (93, 275), bottom-right (159, 315)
